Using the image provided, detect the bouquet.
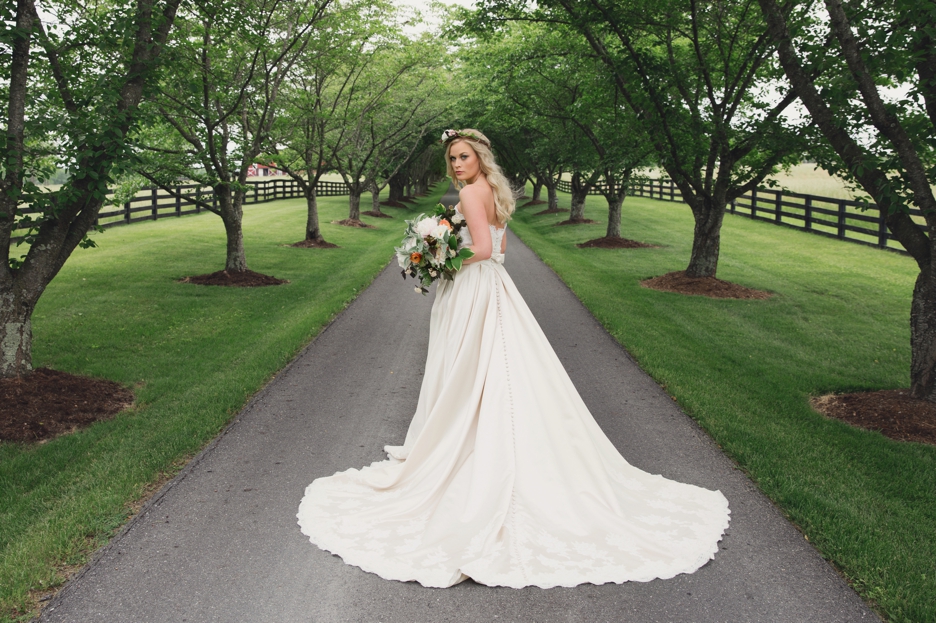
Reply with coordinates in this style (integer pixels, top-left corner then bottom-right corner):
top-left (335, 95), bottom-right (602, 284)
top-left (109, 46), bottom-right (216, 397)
top-left (396, 204), bottom-right (474, 294)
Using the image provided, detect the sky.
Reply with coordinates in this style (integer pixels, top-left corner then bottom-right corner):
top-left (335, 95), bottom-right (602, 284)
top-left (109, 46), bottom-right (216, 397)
top-left (393, 0), bottom-right (477, 35)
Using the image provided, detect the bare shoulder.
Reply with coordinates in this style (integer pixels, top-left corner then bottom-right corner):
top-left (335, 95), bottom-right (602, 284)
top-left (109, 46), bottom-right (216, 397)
top-left (457, 183), bottom-right (490, 216)
top-left (458, 182), bottom-right (490, 203)
top-left (458, 184), bottom-right (494, 213)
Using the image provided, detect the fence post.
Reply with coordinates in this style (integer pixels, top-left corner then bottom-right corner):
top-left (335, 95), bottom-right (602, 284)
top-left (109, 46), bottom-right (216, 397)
top-left (837, 200), bottom-right (847, 239)
top-left (751, 189), bottom-right (757, 219)
top-left (730, 198), bottom-right (736, 214)
top-left (804, 196), bottom-right (812, 230)
top-left (878, 209), bottom-right (888, 248)
top-left (195, 187), bottom-right (201, 213)
top-left (124, 200), bottom-right (131, 224)
top-left (152, 187), bottom-right (159, 220)
top-left (175, 186), bottom-right (182, 217)
top-left (254, 182), bottom-right (258, 204)
top-left (775, 190), bottom-right (782, 223)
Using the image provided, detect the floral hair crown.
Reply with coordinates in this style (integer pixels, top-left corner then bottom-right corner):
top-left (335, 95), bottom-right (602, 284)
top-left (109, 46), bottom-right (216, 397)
top-left (441, 129), bottom-right (491, 148)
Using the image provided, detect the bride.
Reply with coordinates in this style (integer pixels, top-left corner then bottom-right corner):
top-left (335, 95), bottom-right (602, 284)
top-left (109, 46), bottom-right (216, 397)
top-left (297, 128), bottom-right (730, 589)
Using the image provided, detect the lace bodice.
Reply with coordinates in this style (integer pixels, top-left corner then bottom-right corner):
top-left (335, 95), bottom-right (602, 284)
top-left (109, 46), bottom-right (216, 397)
top-left (456, 206), bottom-right (506, 264)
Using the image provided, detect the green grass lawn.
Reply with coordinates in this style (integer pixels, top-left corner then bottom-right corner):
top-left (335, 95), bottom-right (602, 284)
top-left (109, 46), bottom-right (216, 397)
top-left (0, 187), bottom-right (444, 622)
top-left (510, 192), bottom-right (935, 623)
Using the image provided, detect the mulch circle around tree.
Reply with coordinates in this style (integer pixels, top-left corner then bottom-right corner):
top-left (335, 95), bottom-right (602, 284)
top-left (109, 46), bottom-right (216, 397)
top-left (381, 201), bottom-right (408, 208)
top-left (577, 236), bottom-right (658, 249)
top-left (534, 207), bottom-right (565, 215)
top-left (291, 239), bottom-right (338, 249)
top-left (179, 269), bottom-right (288, 287)
top-left (812, 390), bottom-right (936, 446)
top-left (520, 199), bottom-right (547, 207)
top-left (554, 218), bottom-right (598, 226)
top-left (641, 271), bottom-right (772, 300)
top-left (0, 368), bottom-right (134, 443)
top-left (333, 218), bottom-right (377, 229)
top-left (361, 210), bottom-right (393, 219)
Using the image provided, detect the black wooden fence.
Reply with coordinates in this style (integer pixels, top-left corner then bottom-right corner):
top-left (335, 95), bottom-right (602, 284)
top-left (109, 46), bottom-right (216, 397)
top-left (12, 178), bottom-right (350, 241)
top-left (555, 177), bottom-right (916, 252)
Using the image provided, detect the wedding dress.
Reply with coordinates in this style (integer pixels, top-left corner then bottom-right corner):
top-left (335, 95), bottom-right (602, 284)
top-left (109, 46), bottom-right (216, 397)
top-left (297, 212), bottom-right (730, 589)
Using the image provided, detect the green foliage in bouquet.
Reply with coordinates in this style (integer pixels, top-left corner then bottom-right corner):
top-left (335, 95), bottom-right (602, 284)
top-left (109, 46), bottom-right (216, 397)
top-left (396, 204), bottom-right (475, 294)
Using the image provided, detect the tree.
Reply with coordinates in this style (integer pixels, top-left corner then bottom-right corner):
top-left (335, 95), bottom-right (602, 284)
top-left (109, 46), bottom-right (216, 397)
top-left (263, 0), bottom-right (393, 244)
top-left (359, 55), bottom-right (450, 217)
top-left (0, 0), bottom-right (180, 378)
top-left (476, 0), bottom-right (807, 277)
top-left (137, 0), bottom-right (332, 274)
top-left (453, 29), bottom-right (568, 213)
top-left (327, 38), bottom-right (445, 225)
top-left (515, 25), bottom-right (653, 231)
top-left (462, 22), bottom-right (653, 233)
top-left (757, 0), bottom-right (936, 400)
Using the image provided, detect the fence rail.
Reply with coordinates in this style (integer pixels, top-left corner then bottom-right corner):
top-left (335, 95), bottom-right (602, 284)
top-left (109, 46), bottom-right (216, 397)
top-left (555, 177), bottom-right (914, 252)
top-left (11, 178), bottom-right (350, 242)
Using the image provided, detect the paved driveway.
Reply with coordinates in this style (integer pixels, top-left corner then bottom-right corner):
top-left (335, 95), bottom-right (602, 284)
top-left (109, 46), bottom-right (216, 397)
top-left (40, 189), bottom-right (877, 622)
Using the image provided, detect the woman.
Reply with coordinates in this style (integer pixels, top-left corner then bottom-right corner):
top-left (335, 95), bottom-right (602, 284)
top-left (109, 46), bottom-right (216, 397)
top-left (297, 129), bottom-right (730, 589)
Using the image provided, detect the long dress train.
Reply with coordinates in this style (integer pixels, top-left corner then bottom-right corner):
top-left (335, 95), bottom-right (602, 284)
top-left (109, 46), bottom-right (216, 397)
top-left (297, 219), bottom-right (730, 589)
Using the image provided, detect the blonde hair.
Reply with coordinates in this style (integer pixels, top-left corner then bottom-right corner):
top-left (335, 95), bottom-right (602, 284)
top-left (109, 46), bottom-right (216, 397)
top-left (445, 128), bottom-right (515, 225)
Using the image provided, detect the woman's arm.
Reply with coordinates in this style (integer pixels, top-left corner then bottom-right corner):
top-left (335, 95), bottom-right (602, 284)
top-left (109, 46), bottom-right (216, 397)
top-left (459, 184), bottom-right (492, 264)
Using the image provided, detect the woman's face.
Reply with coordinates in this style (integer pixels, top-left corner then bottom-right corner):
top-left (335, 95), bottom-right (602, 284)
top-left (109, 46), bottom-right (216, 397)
top-left (449, 141), bottom-right (481, 184)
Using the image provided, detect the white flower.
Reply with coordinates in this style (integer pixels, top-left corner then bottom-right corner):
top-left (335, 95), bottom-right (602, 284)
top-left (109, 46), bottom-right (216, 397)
top-left (429, 269), bottom-right (437, 277)
top-left (415, 217), bottom-right (438, 239)
top-left (431, 224), bottom-right (450, 240)
top-left (414, 286), bottom-right (422, 293)
top-left (451, 212), bottom-right (465, 224)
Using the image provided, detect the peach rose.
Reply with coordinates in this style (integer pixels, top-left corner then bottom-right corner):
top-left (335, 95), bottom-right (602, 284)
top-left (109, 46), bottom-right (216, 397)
top-left (439, 219), bottom-right (453, 231)
top-left (410, 251), bottom-right (423, 263)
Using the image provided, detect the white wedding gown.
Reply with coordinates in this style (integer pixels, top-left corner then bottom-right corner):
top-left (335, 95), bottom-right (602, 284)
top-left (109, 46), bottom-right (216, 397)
top-left (297, 215), bottom-right (730, 589)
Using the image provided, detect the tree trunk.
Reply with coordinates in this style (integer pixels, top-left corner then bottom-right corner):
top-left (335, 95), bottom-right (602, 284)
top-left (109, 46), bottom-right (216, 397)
top-left (604, 171), bottom-right (630, 238)
top-left (348, 191), bottom-right (362, 220)
top-left (531, 178), bottom-right (543, 201)
top-left (911, 266), bottom-right (936, 399)
top-left (388, 174), bottom-right (405, 203)
top-left (570, 191), bottom-right (587, 221)
top-left (569, 172), bottom-right (591, 221)
top-left (606, 193), bottom-right (625, 238)
top-left (0, 293), bottom-right (33, 378)
top-left (370, 183), bottom-right (383, 214)
top-left (685, 197), bottom-right (726, 277)
top-left (546, 182), bottom-right (559, 211)
top-left (304, 185), bottom-right (324, 242)
top-left (217, 187), bottom-right (248, 272)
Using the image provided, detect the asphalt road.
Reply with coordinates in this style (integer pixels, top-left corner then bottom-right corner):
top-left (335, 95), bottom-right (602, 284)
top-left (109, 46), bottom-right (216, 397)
top-left (40, 188), bottom-right (878, 622)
